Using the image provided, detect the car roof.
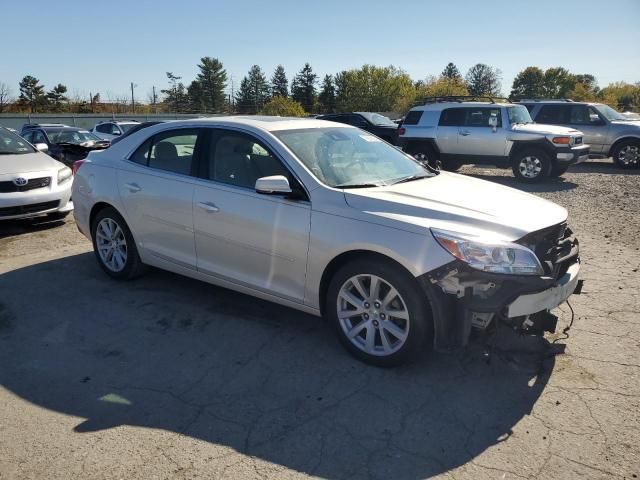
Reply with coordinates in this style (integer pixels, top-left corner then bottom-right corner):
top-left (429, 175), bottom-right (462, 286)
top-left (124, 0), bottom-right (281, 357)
top-left (411, 102), bottom-right (512, 111)
top-left (167, 116), bottom-right (351, 132)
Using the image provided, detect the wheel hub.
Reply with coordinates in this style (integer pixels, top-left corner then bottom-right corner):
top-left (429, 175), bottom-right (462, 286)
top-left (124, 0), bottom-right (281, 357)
top-left (337, 274), bottom-right (410, 356)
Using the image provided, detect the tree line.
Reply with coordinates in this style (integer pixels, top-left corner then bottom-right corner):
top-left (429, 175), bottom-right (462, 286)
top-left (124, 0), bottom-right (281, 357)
top-left (2, 59), bottom-right (639, 117)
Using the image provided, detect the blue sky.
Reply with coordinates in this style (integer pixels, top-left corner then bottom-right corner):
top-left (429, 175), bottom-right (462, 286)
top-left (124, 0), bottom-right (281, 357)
top-left (2, 0), bottom-right (639, 102)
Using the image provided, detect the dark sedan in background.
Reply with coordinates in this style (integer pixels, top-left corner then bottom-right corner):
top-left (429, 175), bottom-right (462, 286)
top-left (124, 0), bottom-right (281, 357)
top-left (316, 112), bottom-right (400, 144)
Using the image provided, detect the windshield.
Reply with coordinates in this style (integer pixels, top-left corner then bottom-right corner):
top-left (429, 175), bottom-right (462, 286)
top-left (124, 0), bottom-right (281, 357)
top-left (596, 104), bottom-right (626, 121)
top-left (357, 112), bottom-right (397, 126)
top-left (46, 129), bottom-right (102, 144)
top-left (273, 127), bottom-right (433, 188)
top-left (119, 123), bottom-right (139, 133)
top-left (0, 128), bottom-right (34, 155)
top-left (507, 105), bottom-right (534, 124)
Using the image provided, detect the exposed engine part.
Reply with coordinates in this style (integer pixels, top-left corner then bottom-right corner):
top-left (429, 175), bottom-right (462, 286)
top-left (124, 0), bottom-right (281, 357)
top-left (470, 312), bottom-right (494, 329)
top-left (432, 268), bottom-right (497, 299)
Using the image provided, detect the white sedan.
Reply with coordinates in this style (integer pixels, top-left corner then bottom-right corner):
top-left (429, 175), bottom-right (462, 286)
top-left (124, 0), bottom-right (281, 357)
top-left (72, 117), bottom-right (581, 366)
top-left (0, 127), bottom-right (73, 221)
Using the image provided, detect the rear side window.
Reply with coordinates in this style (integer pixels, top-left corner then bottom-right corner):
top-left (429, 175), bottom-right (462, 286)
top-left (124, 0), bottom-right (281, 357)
top-left (129, 129), bottom-right (200, 176)
top-left (403, 110), bottom-right (423, 125)
top-left (537, 105), bottom-right (570, 124)
top-left (438, 108), bottom-right (465, 126)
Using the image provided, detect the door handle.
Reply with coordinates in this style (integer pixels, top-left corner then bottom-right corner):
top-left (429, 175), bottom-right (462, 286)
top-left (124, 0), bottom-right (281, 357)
top-left (124, 182), bottom-right (141, 193)
top-left (197, 201), bottom-right (220, 213)
top-left (459, 130), bottom-right (471, 136)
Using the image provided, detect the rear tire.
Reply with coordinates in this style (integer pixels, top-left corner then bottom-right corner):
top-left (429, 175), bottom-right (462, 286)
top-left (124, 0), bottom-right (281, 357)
top-left (441, 159), bottom-right (463, 172)
top-left (406, 144), bottom-right (441, 171)
top-left (326, 259), bottom-right (432, 367)
top-left (91, 207), bottom-right (145, 280)
top-left (611, 140), bottom-right (640, 169)
top-left (512, 148), bottom-right (551, 182)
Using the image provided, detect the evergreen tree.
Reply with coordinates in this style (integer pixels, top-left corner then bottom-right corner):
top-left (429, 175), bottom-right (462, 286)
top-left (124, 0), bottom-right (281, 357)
top-left (271, 65), bottom-right (289, 97)
top-left (235, 65), bottom-right (271, 114)
top-left (19, 75), bottom-right (46, 113)
top-left (318, 74), bottom-right (336, 113)
top-left (191, 57), bottom-right (228, 113)
top-left (510, 66), bottom-right (545, 99)
top-left (465, 64), bottom-right (502, 97)
top-left (46, 84), bottom-right (68, 111)
top-left (291, 63), bottom-right (318, 112)
top-left (441, 62), bottom-right (462, 81)
top-left (161, 72), bottom-right (189, 112)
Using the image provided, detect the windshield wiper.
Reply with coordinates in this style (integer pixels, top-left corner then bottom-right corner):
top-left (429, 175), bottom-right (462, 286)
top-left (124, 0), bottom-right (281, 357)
top-left (391, 174), bottom-right (432, 185)
top-left (336, 182), bottom-right (384, 189)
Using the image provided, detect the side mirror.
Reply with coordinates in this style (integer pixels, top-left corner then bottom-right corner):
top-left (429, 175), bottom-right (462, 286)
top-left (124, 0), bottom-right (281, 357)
top-left (488, 117), bottom-right (498, 128)
top-left (35, 143), bottom-right (48, 153)
top-left (255, 175), bottom-right (292, 195)
top-left (112, 131), bottom-right (121, 136)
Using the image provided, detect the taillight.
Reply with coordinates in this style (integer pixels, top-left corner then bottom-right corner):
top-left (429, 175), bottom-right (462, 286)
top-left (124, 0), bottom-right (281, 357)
top-left (72, 159), bottom-right (86, 175)
top-left (397, 127), bottom-right (406, 136)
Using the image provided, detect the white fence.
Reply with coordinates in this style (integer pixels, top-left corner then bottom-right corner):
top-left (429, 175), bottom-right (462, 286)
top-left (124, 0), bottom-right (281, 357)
top-left (0, 113), bottom-right (219, 131)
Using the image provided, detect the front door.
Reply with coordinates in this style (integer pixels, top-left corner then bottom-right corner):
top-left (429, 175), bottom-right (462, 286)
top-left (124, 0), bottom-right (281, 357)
top-left (455, 106), bottom-right (507, 160)
top-left (117, 128), bottom-right (203, 269)
top-left (193, 129), bottom-right (311, 302)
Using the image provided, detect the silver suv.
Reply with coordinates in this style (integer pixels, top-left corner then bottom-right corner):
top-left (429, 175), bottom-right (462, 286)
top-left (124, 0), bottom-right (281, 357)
top-left (518, 100), bottom-right (640, 168)
top-left (398, 97), bottom-right (590, 182)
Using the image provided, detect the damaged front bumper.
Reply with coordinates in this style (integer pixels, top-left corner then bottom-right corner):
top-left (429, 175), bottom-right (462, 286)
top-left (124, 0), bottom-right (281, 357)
top-left (420, 225), bottom-right (581, 351)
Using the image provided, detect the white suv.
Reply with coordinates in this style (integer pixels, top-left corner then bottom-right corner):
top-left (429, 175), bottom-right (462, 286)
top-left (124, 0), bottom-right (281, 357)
top-left (398, 97), bottom-right (590, 182)
top-left (90, 121), bottom-right (140, 141)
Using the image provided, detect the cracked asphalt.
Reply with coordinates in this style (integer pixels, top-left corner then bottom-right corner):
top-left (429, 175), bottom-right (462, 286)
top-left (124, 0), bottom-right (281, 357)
top-left (0, 159), bottom-right (638, 479)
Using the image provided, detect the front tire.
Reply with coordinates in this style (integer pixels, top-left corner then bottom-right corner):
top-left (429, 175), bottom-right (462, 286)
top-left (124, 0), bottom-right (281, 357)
top-left (550, 164), bottom-right (569, 177)
top-left (326, 259), bottom-right (432, 367)
top-left (91, 207), bottom-right (145, 279)
top-left (611, 140), bottom-right (640, 169)
top-left (512, 148), bottom-right (551, 182)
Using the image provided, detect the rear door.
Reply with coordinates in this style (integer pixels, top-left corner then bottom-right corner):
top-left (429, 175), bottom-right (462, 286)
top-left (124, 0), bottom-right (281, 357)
top-left (455, 106), bottom-right (507, 159)
top-left (117, 128), bottom-right (204, 269)
top-left (192, 128), bottom-right (311, 302)
top-left (435, 108), bottom-right (464, 153)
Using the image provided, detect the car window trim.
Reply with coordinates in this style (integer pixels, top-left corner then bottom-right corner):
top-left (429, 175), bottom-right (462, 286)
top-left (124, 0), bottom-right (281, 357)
top-left (196, 126), bottom-right (310, 202)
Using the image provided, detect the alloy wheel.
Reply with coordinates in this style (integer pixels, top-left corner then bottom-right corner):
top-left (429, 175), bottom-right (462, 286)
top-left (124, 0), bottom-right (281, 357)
top-left (518, 156), bottom-right (543, 178)
top-left (337, 274), bottom-right (410, 356)
top-left (96, 218), bottom-right (128, 272)
top-left (617, 145), bottom-right (639, 167)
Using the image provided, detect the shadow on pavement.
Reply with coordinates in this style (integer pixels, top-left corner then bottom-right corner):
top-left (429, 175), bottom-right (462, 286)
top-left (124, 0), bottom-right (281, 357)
top-left (0, 216), bottom-right (67, 239)
top-left (0, 253), bottom-right (556, 479)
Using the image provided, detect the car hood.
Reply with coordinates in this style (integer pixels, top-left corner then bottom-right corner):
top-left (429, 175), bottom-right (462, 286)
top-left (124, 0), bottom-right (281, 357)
top-left (343, 172), bottom-right (567, 241)
top-left (511, 123), bottom-right (582, 136)
top-left (0, 152), bottom-right (64, 175)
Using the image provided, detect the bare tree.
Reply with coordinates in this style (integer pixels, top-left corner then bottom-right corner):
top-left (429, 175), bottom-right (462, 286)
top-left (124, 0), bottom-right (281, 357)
top-left (0, 82), bottom-right (14, 113)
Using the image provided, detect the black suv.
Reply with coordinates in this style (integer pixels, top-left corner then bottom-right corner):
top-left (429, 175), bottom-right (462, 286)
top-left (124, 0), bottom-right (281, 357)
top-left (20, 124), bottom-right (110, 167)
top-left (316, 112), bottom-right (400, 144)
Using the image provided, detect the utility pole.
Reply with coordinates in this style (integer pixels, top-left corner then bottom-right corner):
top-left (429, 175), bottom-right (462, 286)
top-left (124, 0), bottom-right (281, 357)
top-left (152, 85), bottom-right (157, 114)
top-left (230, 75), bottom-right (234, 111)
top-left (130, 82), bottom-right (135, 113)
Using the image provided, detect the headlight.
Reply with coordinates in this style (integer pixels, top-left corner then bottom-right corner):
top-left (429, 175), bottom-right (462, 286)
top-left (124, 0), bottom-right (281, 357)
top-left (431, 229), bottom-right (544, 275)
top-left (57, 166), bottom-right (72, 184)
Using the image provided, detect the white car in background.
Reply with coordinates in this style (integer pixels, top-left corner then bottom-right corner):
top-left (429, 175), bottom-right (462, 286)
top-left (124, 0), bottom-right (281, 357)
top-left (0, 126), bottom-right (73, 221)
top-left (72, 117), bottom-right (581, 366)
top-left (90, 120), bottom-right (140, 141)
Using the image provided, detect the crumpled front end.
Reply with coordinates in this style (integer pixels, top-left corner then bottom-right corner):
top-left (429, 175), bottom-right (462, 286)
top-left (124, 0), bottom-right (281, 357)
top-left (421, 222), bottom-right (582, 351)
